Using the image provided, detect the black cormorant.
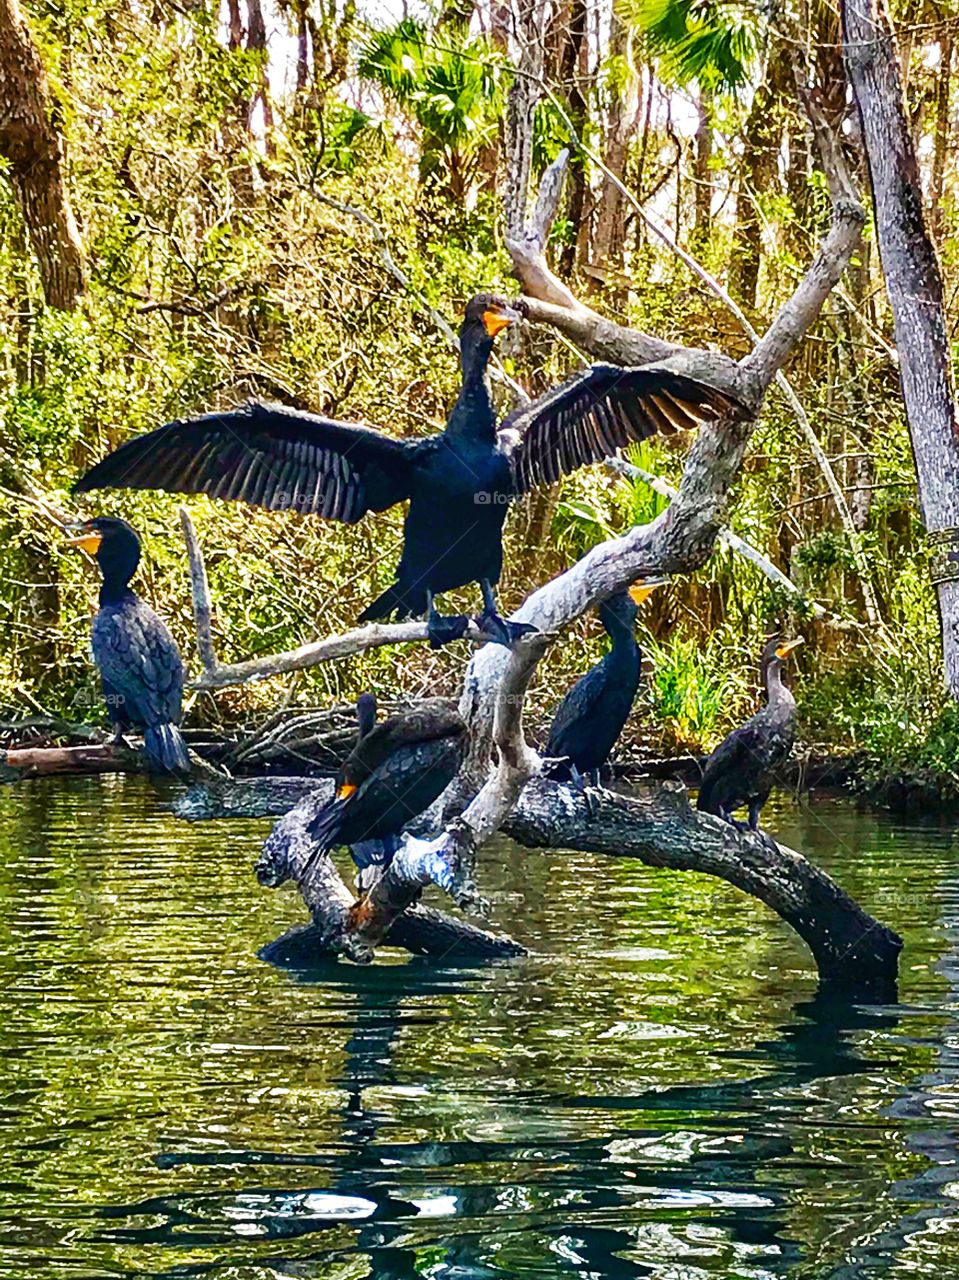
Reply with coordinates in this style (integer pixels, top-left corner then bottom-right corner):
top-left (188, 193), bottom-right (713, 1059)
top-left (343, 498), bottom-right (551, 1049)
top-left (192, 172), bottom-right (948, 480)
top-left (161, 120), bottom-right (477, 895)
top-left (305, 694), bottom-right (467, 888)
top-left (66, 517), bottom-right (190, 775)
top-left (545, 580), bottom-right (664, 802)
top-left (74, 294), bottom-right (743, 648)
top-left (696, 635), bottom-right (803, 835)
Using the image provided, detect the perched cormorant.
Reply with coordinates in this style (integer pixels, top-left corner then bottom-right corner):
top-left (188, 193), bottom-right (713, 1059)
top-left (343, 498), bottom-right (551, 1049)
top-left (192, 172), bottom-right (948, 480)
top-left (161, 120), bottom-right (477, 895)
top-left (545, 580), bottom-right (664, 802)
top-left (74, 294), bottom-right (743, 648)
top-left (696, 635), bottom-right (804, 835)
top-left (305, 694), bottom-right (467, 888)
top-left (66, 517), bottom-right (190, 775)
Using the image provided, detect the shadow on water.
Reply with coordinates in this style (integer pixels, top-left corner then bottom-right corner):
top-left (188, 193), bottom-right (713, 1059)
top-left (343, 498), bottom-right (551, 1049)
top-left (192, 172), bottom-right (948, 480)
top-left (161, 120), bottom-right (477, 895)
top-left (1, 779), bottom-right (959, 1278)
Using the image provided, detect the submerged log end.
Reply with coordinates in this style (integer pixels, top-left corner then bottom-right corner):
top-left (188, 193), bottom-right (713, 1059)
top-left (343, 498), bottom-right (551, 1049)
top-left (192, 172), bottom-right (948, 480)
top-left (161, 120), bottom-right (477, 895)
top-left (260, 904), bottom-right (527, 967)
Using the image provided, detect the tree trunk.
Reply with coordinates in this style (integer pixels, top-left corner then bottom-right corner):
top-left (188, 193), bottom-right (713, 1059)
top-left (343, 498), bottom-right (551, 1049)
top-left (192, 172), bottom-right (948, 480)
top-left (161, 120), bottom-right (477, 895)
top-left (552, 0), bottom-right (588, 277)
top-left (590, 13), bottom-right (637, 292)
top-left (691, 90), bottom-right (712, 252)
top-left (843, 0), bottom-right (959, 697)
top-left (503, 0), bottom-right (549, 239)
top-left (0, 0), bottom-right (85, 309)
top-left (728, 46), bottom-right (788, 310)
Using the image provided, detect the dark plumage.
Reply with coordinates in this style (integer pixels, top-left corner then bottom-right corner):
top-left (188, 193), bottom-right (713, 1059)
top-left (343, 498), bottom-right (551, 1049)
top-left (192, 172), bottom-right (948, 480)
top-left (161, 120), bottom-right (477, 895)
top-left (697, 636), bottom-right (804, 834)
top-left (74, 293), bottom-right (745, 648)
top-left (67, 517), bottom-right (189, 775)
top-left (306, 695), bottom-right (467, 889)
top-left (546, 582), bottom-right (662, 795)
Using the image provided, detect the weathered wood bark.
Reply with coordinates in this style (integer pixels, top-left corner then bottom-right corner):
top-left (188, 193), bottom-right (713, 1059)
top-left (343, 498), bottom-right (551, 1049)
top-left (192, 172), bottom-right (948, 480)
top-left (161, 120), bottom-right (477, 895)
top-left (249, 777), bottom-right (526, 963)
top-left (2, 743), bottom-right (141, 780)
top-left (843, 0), bottom-right (959, 697)
top-left (183, 773), bottom-right (902, 993)
top-left (0, 0), bottom-right (85, 308)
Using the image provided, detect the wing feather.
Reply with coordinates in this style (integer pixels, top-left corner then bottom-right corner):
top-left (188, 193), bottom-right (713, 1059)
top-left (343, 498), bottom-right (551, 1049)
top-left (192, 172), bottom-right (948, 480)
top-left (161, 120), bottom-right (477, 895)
top-left (500, 364), bottom-right (744, 494)
top-left (74, 401), bottom-right (417, 523)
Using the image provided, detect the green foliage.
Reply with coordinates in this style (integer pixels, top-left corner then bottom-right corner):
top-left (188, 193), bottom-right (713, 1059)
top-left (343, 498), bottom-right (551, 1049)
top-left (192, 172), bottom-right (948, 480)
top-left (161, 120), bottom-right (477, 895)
top-left (357, 19), bottom-right (507, 196)
top-left (0, 0), bottom-right (953, 803)
top-left (625, 0), bottom-right (760, 92)
top-left (644, 629), bottom-right (755, 746)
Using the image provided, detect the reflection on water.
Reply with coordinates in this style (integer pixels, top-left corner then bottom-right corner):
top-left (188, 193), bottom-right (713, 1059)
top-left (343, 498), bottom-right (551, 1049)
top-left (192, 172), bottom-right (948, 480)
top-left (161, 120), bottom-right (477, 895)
top-left (0, 776), bottom-right (958, 1278)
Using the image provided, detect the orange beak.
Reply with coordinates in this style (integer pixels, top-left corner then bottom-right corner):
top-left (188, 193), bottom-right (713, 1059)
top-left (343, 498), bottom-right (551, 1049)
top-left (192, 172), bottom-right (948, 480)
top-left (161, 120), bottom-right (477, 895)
top-left (627, 577), bottom-right (668, 606)
top-left (482, 305), bottom-right (522, 338)
top-left (64, 530), bottom-right (102, 555)
top-left (336, 782), bottom-right (358, 800)
top-left (775, 636), bottom-right (805, 660)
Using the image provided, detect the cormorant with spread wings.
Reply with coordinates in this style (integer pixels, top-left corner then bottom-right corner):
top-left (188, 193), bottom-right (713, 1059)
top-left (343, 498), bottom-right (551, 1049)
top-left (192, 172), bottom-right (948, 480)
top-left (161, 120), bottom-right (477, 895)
top-left (75, 293), bottom-right (743, 648)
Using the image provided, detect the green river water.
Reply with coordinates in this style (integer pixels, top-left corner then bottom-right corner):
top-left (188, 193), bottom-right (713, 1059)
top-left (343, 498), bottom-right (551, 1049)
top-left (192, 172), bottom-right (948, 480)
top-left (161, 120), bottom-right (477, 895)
top-left (1, 776), bottom-right (958, 1279)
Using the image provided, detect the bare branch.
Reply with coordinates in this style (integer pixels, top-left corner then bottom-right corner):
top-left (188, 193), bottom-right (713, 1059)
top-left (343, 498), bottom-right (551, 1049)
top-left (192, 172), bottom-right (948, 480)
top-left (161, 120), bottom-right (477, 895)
top-left (178, 507), bottom-right (217, 674)
top-left (507, 104), bottom-right (881, 630)
top-left (192, 618), bottom-right (508, 690)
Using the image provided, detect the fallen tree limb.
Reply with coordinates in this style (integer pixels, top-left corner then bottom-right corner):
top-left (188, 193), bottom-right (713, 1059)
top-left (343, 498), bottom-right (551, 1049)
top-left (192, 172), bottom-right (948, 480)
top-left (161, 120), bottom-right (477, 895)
top-left (184, 771), bottom-right (901, 993)
top-left (169, 112), bottom-right (899, 990)
top-left (507, 779), bottom-right (901, 994)
top-left (1, 742), bottom-right (141, 779)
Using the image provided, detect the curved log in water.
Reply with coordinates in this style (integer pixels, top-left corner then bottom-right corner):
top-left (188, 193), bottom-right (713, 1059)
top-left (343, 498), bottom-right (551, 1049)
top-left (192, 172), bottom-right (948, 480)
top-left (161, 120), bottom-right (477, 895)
top-left (178, 774), bottom-right (902, 995)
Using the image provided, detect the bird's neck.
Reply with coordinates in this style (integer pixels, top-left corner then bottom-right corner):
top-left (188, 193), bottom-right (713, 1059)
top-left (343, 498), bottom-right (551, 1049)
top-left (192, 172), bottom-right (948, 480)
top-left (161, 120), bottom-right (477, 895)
top-left (99, 579), bottom-right (135, 606)
top-left (764, 660), bottom-right (794, 710)
top-left (447, 337), bottom-right (496, 441)
top-left (603, 610), bottom-right (640, 664)
top-left (98, 545), bottom-right (140, 605)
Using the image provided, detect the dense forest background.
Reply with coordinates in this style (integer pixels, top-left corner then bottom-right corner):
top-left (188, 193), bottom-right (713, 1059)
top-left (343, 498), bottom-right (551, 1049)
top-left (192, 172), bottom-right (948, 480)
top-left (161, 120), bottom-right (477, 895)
top-left (1, 0), bottom-right (957, 787)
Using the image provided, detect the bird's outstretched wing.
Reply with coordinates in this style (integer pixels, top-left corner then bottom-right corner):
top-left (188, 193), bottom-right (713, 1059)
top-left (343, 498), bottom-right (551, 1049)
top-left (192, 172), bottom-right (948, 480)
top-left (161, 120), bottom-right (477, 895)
top-left (74, 401), bottom-right (418, 523)
top-left (499, 364), bottom-right (743, 494)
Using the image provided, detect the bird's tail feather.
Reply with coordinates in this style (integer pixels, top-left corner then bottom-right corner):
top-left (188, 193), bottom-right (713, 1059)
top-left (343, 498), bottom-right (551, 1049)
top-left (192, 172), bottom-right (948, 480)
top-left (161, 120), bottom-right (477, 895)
top-left (307, 797), bottom-right (350, 854)
top-left (359, 584), bottom-right (425, 623)
top-left (143, 723), bottom-right (191, 775)
top-left (696, 777), bottom-right (717, 814)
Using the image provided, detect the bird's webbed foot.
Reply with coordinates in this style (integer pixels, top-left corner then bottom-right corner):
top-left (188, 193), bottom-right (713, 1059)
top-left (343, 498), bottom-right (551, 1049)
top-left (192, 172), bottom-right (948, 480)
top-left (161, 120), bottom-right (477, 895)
top-left (477, 579), bottom-right (538, 648)
top-left (426, 610), bottom-right (470, 650)
top-left (720, 808), bottom-right (750, 833)
top-left (569, 766), bottom-right (600, 819)
top-left (475, 607), bottom-right (539, 648)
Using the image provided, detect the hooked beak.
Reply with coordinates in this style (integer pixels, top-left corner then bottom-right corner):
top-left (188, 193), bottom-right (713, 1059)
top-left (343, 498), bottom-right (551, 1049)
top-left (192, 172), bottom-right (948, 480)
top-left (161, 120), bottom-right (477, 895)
top-left (775, 636), bottom-right (805, 660)
top-left (628, 576), bottom-right (669, 607)
top-left (64, 526), bottom-right (102, 555)
top-left (482, 304), bottom-right (524, 338)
